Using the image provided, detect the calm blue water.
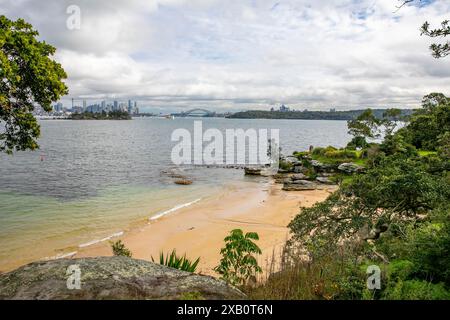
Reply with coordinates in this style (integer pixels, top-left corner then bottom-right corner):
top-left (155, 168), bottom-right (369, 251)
top-left (0, 118), bottom-right (351, 270)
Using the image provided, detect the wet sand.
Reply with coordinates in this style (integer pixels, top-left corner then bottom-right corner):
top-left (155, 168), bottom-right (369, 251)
top-left (75, 182), bottom-right (335, 276)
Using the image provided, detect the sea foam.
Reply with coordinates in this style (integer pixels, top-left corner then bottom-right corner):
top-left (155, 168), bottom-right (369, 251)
top-left (149, 198), bottom-right (201, 221)
top-left (78, 231), bottom-right (124, 248)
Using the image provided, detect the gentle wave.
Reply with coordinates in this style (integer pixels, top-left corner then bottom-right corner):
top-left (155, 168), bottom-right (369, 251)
top-left (44, 251), bottom-right (78, 260)
top-left (78, 231), bottom-right (124, 248)
top-left (149, 198), bottom-right (202, 221)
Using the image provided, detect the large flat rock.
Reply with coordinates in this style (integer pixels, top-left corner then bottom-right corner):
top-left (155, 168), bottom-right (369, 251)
top-left (0, 256), bottom-right (246, 300)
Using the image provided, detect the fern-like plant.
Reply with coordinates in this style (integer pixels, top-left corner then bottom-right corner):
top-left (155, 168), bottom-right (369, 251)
top-left (152, 249), bottom-right (200, 273)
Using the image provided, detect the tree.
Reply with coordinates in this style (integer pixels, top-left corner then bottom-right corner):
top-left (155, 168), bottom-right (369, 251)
top-left (347, 109), bottom-right (381, 148)
top-left (401, 93), bottom-right (450, 150)
top-left (0, 16), bottom-right (68, 154)
top-left (395, 1), bottom-right (449, 58)
top-left (382, 108), bottom-right (402, 136)
top-left (214, 229), bottom-right (262, 286)
top-left (421, 20), bottom-right (450, 58)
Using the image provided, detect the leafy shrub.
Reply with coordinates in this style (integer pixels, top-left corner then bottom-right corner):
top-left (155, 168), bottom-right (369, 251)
top-left (214, 229), bottom-right (262, 286)
top-left (311, 147), bottom-right (325, 155)
top-left (387, 260), bottom-right (415, 281)
top-left (346, 136), bottom-right (368, 149)
top-left (383, 280), bottom-right (450, 300)
top-left (152, 249), bottom-right (200, 272)
top-left (323, 150), bottom-right (358, 159)
top-left (312, 146), bottom-right (337, 156)
top-left (247, 243), bottom-right (366, 300)
top-left (110, 240), bottom-right (132, 257)
top-left (293, 151), bottom-right (309, 159)
top-left (279, 160), bottom-right (293, 171)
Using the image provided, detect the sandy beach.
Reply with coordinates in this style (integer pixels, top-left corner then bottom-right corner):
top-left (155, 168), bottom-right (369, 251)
top-left (75, 181), bottom-right (335, 277)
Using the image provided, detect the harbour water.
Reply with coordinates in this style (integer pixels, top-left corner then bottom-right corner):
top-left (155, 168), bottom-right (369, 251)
top-left (0, 118), bottom-right (351, 271)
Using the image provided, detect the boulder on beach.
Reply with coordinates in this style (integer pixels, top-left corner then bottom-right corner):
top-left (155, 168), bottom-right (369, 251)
top-left (0, 256), bottom-right (246, 300)
top-left (282, 180), bottom-right (317, 191)
top-left (244, 167), bottom-right (262, 175)
top-left (174, 179), bottom-right (193, 185)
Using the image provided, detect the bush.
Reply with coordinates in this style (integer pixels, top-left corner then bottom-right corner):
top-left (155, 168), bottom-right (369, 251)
top-left (214, 229), bottom-right (262, 286)
top-left (323, 150), bottom-right (358, 159)
top-left (346, 136), bottom-right (368, 149)
top-left (312, 146), bottom-right (337, 156)
top-left (383, 280), bottom-right (450, 300)
top-left (152, 249), bottom-right (200, 272)
top-left (279, 160), bottom-right (293, 171)
top-left (247, 244), bottom-right (366, 300)
top-left (110, 240), bottom-right (132, 257)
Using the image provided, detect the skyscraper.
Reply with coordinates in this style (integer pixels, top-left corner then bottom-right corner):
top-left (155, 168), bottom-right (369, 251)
top-left (113, 100), bottom-right (118, 111)
top-left (127, 100), bottom-right (132, 113)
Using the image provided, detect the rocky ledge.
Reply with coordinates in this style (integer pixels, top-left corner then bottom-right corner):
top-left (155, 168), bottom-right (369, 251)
top-left (0, 256), bottom-right (246, 300)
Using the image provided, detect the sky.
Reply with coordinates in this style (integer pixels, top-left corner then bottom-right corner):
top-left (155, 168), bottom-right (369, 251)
top-left (1, 0), bottom-right (449, 112)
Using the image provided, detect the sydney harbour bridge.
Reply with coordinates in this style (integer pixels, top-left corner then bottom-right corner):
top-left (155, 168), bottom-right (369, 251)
top-left (173, 108), bottom-right (216, 117)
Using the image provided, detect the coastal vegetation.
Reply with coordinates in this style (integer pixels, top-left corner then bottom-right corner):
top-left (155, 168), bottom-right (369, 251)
top-left (227, 109), bottom-right (413, 121)
top-left (0, 15), bottom-right (68, 154)
top-left (110, 240), bottom-right (132, 258)
top-left (214, 229), bottom-right (263, 287)
top-left (69, 110), bottom-right (131, 120)
top-left (152, 250), bottom-right (200, 273)
top-left (246, 93), bottom-right (450, 300)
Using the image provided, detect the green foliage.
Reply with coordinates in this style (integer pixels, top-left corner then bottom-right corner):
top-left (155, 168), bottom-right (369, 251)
top-left (247, 244), bottom-right (366, 300)
top-left (401, 93), bottom-right (450, 151)
top-left (346, 136), bottom-right (368, 149)
top-left (0, 16), bottom-right (68, 154)
top-left (347, 109), bottom-right (382, 140)
top-left (323, 150), bottom-right (358, 159)
top-left (110, 240), bottom-right (132, 257)
top-left (152, 249), bottom-right (200, 272)
top-left (278, 160), bottom-right (293, 171)
top-left (383, 280), bottom-right (450, 300)
top-left (228, 109), bottom-right (413, 120)
top-left (214, 229), bottom-right (262, 286)
top-left (421, 20), bottom-right (450, 59)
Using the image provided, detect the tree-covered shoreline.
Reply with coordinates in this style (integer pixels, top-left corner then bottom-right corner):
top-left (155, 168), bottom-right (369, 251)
top-left (227, 109), bottom-right (414, 120)
top-left (69, 110), bottom-right (131, 120)
top-left (248, 93), bottom-right (450, 300)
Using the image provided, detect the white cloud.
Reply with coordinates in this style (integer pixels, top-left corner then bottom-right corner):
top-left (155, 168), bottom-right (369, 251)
top-left (0, 0), bottom-right (449, 110)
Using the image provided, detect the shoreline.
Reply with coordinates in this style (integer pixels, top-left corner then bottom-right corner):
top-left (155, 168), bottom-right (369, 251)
top-left (73, 182), bottom-right (335, 277)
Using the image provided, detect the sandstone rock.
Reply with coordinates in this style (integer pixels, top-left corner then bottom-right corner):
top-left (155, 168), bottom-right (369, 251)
top-left (316, 177), bottom-right (335, 185)
top-left (338, 162), bottom-right (364, 174)
top-left (293, 165), bottom-right (305, 173)
top-left (291, 173), bottom-right (308, 180)
top-left (0, 257), bottom-right (246, 300)
top-left (244, 167), bottom-right (261, 175)
top-left (282, 180), bottom-right (317, 191)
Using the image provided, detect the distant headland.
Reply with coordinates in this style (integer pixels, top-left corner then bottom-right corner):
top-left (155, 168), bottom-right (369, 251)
top-left (69, 110), bottom-right (131, 120)
top-left (227, 105), bottom-right (415, 120)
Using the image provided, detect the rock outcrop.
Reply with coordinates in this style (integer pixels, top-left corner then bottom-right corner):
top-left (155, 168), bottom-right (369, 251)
top-left (0, 256), bottom-right (246, 300)
top-left (244, 167), bottom-right (262, 175)
top-left (282, 180), bottom-right (317, 191)
top-left (337, 162), bottom-right (365, 174)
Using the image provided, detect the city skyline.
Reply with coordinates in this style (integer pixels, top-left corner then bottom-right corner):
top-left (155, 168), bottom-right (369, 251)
top-left (1, 0), bottom-right (449, 111)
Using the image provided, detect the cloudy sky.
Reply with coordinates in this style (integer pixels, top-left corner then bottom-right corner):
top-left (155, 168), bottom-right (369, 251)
top-left (1, 0), bottom-right (449, 112)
